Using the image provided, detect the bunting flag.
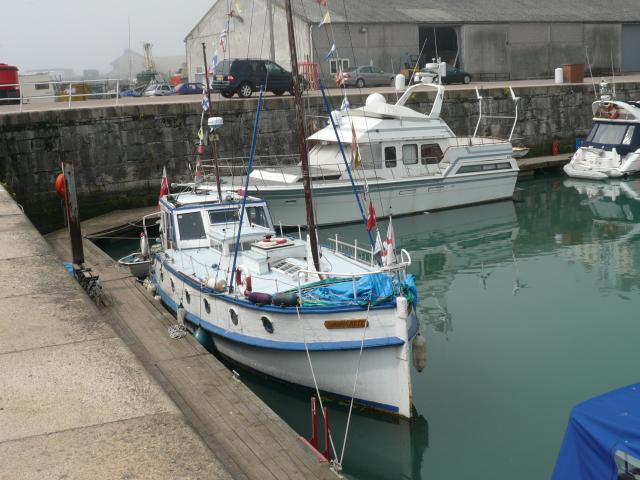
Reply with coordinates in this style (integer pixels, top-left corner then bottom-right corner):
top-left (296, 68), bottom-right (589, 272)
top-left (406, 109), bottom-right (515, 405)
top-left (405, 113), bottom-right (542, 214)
top-left (325, 42), bottom-right (336, 60)
top-left (335, 68), bottom-right (345, 87)
top-left (366, 201), bottom-right (376, 231)
top-left (158, 167), bottom-right (169, 203)
top-left (201, 95), bottom-right (210, 111)
top-left (234, 0), bottom-right (243, 14)
top-left (381, 218), bottom-right (397, 267)
top-left (340, 95), bottom-right (350, 112)
top-left (219, 36), bottom-right (226, 53)
top-left (318, 11), bottom-right (331, 27)
top-left (374, 230), bottom-right (383, 254)
top-left (316, 0), bottom-right (327, 5)
top-left (351, 124), bottom-right (361, 168)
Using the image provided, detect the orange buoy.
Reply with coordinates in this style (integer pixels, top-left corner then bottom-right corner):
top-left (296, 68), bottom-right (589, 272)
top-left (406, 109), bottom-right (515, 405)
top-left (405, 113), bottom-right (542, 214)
top-left (54, 173), bottom-right (65, 198)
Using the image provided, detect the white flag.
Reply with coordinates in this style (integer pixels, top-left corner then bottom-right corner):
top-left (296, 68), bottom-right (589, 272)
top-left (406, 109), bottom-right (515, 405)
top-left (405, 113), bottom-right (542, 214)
top-left (374, 231), bottom-right (383, 255)
top-left (381, 218), bottom-right (397, 267)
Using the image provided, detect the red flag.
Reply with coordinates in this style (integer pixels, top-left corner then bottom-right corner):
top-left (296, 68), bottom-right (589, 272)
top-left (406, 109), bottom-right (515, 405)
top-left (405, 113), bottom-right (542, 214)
top-left (366, 200), bottom-right (376, 231)
top-left (335, 69), bottom-right (345, 87)
top-left (158, 167), bottom-right (169, 204)
top-left (317, 0), bottom-right (327, 5)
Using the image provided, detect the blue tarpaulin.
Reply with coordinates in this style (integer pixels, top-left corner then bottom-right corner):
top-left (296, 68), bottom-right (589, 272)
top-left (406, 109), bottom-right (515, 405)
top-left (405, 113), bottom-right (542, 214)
top-left (552, 383), bottom-right (640, 480)
top-left (300, 272), bottom-right (395, 307)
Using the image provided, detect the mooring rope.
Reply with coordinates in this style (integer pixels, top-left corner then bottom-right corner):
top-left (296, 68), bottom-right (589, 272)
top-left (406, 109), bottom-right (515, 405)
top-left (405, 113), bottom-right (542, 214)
top-left (296, 301), bottom-right (372, 472)
top-left (296, 306), bottom-right (340, 462)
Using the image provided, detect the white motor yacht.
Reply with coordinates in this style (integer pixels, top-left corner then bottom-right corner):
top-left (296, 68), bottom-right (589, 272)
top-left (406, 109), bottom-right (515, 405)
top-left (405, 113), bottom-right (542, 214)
top-left (236, 80), bottom-right (519, 226)
top-left (564, 81), bottom-right (640, 180)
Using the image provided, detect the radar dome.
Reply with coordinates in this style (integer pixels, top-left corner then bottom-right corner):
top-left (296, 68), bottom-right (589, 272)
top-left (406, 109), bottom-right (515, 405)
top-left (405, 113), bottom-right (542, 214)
top-left (365, 93), bottom-right (386, 107)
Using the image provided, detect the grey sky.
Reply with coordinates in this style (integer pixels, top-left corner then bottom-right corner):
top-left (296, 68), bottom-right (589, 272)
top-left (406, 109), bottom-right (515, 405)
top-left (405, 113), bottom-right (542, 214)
top-left (0, 0), bottom-right (215, 74)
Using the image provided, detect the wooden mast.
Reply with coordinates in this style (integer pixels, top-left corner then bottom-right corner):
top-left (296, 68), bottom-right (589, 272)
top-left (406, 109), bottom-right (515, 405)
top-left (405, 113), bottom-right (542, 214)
top-left (284, 0), bottom-right (321, 271)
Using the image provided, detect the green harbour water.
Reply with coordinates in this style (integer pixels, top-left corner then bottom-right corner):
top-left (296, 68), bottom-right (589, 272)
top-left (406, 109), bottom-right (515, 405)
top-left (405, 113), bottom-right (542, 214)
top-left (98, 173), bottom-right (640, 479)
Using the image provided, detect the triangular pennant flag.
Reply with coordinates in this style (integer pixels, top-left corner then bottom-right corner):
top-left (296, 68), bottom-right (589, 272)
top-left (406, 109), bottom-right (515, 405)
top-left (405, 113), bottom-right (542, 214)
top-left (158, 167), bottom-right (169, 204)
top-left (318, 11), bottom-right (330, 27)
top-left (340, 95), bottom-right (350, 112)
top-left (351, 124), bottom-right (361, 169)
top-left (366, 201), bottom-right (376, 231)
top-left (325, 42), bottom-right (336, 60)
top-left (382, 217), bottom-right (397, 267)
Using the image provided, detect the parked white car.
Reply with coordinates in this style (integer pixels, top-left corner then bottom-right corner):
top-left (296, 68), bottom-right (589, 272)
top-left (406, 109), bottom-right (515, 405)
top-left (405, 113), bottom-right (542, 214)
top-left (142, 83), bottom-right (173, 96)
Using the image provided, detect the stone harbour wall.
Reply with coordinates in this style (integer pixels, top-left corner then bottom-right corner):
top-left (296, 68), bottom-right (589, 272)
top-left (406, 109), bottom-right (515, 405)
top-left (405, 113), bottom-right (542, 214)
top-left (1, 81), bottom-right (640, 231)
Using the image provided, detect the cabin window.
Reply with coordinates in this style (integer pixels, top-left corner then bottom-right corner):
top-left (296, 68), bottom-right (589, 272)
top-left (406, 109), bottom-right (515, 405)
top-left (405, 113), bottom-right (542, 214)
top-left (457, 163), bottom-right (511, 174)
top-left (421, 144), bottom-right (443, 165)
top-left (384, 146), bottom-right (397, 168)
top-left (589, 123), bottom-right (628, 145)
top-left (177, 212), bottom-right (206, 240)
top-left (623, 126), bottom-right (635, 145)
top-left (457, 165), bottom-right (482, 173)
top-left (359, 143), bottom-right (383, 169)
top-left (246, 206), bottom-right (269, 228)
top-left (208, 209), bottom-right (239, 224)
top-left (402, 144), bottom-right (418, 165)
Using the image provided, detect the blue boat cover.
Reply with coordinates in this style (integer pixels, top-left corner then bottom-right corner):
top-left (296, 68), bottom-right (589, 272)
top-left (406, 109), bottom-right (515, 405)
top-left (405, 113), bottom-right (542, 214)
top-left (300, 272), bottom-right (396, 307)
top-left (552, 383), bottom-right (640, 480)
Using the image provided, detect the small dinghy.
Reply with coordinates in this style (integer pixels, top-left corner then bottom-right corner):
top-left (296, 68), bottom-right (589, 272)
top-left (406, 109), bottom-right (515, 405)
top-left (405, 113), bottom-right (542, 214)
top-left (118, 232), bottom-right (151, 278)
top-left (512, 146), bottom-right (530, 158)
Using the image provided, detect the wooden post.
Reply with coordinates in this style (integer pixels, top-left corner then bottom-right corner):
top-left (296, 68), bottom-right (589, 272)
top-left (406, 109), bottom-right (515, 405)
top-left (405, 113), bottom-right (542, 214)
top-left (62, 161), bottom-right (84, 265)
top-left (322, 406), bottom-right (330, 461)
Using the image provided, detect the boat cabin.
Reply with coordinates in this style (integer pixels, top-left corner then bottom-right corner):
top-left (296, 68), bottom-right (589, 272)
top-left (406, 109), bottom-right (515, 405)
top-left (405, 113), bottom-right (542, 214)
top-left (159, 191), bottom-right (276, 252)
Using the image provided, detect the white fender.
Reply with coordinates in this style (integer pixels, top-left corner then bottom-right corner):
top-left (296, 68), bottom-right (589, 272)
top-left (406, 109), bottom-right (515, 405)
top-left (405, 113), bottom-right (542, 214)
top-left (140, 232), bottom-right (150, 258)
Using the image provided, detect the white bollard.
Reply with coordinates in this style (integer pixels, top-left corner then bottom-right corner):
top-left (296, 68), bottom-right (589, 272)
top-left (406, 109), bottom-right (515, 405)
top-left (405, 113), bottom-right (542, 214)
top-left (554, 67), bottom-right (563, 84)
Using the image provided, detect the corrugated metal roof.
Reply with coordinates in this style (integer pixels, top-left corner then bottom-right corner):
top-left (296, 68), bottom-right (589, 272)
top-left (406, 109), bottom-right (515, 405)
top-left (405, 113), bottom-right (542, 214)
top-left (292, 0), bottom-right (640, 23)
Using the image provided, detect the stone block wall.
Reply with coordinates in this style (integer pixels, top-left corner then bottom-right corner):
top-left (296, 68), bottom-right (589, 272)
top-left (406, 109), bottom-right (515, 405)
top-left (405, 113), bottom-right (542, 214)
top-left (1, 82), bottom-right (639, 232)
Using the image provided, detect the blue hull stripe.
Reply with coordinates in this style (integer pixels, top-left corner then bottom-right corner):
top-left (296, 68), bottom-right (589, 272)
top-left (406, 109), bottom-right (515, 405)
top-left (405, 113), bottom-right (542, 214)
top-left (157, 255), bottom-right (396, 314)
top-left (154, 280), bottom-right (406, 351)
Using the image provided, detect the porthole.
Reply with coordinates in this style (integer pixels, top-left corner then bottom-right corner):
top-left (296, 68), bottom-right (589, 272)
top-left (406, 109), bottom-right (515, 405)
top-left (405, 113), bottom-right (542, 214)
top-left (170, 278), bottom-right (175, 292)
top-left (204, 298), bottom-right (211, 314)
top-left (261, 316), bottom-right (274, 334)
top-left (185, 290), bottom-right (191, 304)
top-left (230, 308), bottom-right (238, 326)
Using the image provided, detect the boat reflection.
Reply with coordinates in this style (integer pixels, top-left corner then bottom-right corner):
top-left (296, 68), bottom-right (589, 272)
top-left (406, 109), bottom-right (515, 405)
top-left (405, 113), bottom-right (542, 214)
top-left (325, 202), bottom-right (520, 338)
top-left (561, 178), bottom-right (640, 291)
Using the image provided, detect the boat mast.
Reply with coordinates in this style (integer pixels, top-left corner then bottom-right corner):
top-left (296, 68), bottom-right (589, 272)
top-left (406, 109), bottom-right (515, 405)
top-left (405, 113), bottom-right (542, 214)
top-left (284, 0), bottom-right (320, 271)
top-left (202, 42), bottom-right (223, 201)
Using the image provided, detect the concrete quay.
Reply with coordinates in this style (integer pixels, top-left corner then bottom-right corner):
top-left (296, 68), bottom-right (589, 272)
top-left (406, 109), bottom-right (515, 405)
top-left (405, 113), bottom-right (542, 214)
top-left (0, 187), bottom-right (232, 479)
top-left (0, 187), bottom-right (335, 479)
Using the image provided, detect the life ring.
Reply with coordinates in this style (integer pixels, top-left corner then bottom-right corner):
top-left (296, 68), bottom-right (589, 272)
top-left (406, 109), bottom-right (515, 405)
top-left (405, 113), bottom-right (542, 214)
top-left (235, 265), bottom-right (252, 296)
top-left (606, 104), bottom-right (619, 120)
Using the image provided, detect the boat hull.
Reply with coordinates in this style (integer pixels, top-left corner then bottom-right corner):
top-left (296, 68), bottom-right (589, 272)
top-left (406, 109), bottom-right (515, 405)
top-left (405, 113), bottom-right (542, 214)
top-left (251, 172), bottom-right (518, 226)
top-left (564, 163), bottom-right (617, 180)
top-left (151, 257), bottom-right (415, 418)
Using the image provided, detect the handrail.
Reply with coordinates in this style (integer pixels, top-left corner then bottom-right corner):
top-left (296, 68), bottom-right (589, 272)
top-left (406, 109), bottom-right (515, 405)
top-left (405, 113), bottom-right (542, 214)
top-left (0, 78), bottom-right (123, 112)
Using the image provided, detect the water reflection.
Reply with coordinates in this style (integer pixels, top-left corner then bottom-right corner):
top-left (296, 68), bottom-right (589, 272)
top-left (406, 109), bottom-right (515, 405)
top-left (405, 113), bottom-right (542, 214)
top-left (560, 178), bottom-right (640, 292)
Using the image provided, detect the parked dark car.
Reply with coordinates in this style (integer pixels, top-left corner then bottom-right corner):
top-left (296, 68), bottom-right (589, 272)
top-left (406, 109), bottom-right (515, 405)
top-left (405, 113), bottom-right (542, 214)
top-left (174, 82), bottom-right (205, 95)
top-left (212, 59), bottom-right (305, 98)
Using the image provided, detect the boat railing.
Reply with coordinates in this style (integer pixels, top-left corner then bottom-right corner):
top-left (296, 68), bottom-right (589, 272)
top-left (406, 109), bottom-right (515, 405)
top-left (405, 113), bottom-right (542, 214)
top-left (296, 249), bottom-right (412, 301)
top-left (328, 235), bottom-right (375, 266)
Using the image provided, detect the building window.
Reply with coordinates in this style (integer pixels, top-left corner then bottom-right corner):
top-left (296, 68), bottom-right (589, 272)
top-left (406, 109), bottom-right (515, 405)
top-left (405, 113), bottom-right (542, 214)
top-left (421, 144), bottom-right (444, 165)
top-left (35, 83), bottom-right (49, 90)
top-left (384, 146), bottom-right (397, 168)
top-left (329, 58), bottom-right (350, 74)
top-left (402, 144), bottom-right (418, 165)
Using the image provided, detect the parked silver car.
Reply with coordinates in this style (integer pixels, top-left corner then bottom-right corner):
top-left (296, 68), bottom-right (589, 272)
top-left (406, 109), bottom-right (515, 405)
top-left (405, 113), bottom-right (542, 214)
top-left (142, 83), bottom-right (174, 96)
top-left (340, 66), bottom-right (394, 88)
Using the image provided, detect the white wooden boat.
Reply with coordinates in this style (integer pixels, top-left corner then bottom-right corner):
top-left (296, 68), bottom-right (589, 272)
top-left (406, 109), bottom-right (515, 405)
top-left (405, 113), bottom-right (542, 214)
top-left (147, 190), bottom-right (419, 417)
top-left (564, 81), bottom-right (640, 180)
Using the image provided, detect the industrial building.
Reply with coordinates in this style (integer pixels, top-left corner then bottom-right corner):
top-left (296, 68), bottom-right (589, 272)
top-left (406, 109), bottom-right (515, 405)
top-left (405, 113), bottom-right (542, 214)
top-left (185, 0), bottom-right (640, 84)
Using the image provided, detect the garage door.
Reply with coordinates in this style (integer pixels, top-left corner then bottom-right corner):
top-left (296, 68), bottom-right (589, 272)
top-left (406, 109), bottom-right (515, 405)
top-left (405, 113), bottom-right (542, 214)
top-left (622, 25), bottom-right (640, 72)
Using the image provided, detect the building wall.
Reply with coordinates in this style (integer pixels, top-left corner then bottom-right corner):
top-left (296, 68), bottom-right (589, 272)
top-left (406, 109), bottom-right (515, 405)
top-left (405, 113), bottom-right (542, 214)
top-left (185, 0), bottom-right (310, 83)
top-left (312, 23), bottom-right (418, 81)
top-left (462, 23), bottom-right (621, 80)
